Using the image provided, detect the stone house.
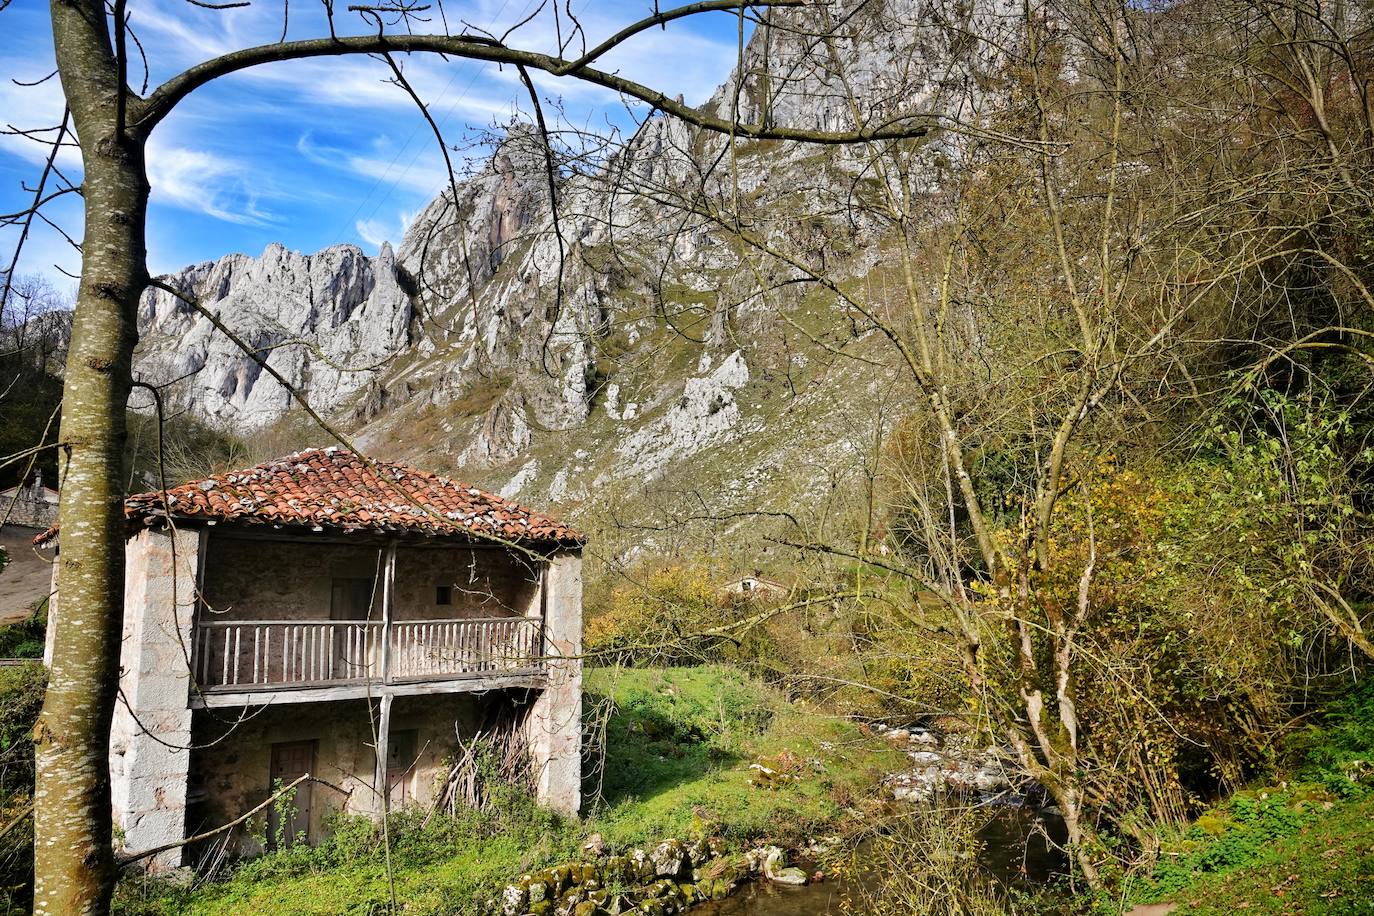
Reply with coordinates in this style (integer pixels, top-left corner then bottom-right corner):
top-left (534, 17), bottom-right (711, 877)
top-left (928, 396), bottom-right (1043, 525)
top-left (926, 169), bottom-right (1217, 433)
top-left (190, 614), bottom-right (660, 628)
top-left (2, 470), bottom-right (59, 529)
top-left (37, 447), bottom-right (583, 870)
top-left (718, 574), bottom-right (787, 601)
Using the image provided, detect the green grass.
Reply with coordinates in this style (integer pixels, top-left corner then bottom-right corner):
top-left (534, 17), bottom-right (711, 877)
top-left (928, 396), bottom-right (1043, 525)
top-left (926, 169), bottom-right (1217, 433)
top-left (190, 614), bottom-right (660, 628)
top-left (586, 665), bottom-right (902, 849)
top-left (0, 604), bottom-right (46, 660)
top-left (1122, 680), bottom-right (1374, 914)
top-left (115, 664), bottom-right (904, 915)
top-left (1164, 793), bottom-right (1374, 915)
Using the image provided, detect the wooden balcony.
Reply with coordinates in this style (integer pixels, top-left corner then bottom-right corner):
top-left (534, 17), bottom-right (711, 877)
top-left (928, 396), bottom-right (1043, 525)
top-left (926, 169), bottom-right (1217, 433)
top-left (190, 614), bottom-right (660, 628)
top-left (192, 616), bottom-right (544, 705)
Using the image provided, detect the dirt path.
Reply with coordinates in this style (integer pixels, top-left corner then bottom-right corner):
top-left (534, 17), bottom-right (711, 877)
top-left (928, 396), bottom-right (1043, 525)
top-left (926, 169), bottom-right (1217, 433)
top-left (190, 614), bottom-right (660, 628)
top-left (0, 525), bottom-right (53, 625)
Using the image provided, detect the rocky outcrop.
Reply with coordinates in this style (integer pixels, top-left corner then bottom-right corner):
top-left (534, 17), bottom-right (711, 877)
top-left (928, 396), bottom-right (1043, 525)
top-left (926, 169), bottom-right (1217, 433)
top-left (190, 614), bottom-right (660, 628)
top-left (137, 241), bottom-right (410, 428)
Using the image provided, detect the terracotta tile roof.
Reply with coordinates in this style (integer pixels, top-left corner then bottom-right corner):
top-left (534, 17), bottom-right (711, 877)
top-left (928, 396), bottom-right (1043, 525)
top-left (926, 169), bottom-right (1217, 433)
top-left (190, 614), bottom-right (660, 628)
top-left (34, 447), bottom-right (582, 546)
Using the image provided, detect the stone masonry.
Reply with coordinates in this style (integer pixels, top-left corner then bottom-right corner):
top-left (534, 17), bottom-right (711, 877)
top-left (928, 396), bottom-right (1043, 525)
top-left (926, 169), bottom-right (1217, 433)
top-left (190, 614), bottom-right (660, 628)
top-left (109, 526), bottom-right (201, 871)
top-left (525, 549), bottom-right (583, 815)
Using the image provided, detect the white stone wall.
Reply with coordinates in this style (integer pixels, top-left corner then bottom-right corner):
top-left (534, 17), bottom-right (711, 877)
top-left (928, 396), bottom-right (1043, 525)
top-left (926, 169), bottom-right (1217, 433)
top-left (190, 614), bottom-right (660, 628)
top-left (525, 549), bottom-right (583, 816)
top-left (109, 526), bottom-right (201, 871)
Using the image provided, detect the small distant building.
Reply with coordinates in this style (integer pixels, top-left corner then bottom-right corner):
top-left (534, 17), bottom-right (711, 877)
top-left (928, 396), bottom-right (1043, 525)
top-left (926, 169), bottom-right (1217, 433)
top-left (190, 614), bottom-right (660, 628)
top-left (719, 574), bottom-right (787, 600)
top-left (37, 447), bottom-right (584, 870)
top-left (1, 470), bottom-right (58, 529)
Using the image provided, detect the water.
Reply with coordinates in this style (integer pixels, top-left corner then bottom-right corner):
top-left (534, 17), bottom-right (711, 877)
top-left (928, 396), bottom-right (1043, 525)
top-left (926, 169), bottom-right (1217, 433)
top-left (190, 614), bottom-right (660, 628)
top-left (694, 878), bottom-right (851, 916)
top-left (694, 810), bottom-right (1065, 915)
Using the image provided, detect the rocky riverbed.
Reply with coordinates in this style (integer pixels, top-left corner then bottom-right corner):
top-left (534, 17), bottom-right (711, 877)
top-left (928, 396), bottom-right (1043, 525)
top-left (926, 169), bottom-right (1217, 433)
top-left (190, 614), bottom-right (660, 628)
top-left (872, 723), bottom-right (1022, 803)
top-left (491, 723), bottom-right (1045, 916)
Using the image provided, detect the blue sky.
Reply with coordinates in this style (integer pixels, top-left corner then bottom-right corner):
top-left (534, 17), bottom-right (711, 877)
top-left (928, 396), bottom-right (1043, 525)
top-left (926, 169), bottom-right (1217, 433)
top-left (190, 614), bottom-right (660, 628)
top-left (0, 0), bottom-right (749, 295)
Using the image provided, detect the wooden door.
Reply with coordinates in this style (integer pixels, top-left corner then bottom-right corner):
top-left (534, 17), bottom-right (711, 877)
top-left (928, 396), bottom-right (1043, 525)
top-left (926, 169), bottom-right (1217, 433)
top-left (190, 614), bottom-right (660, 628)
top-left (386, 729), bottom-right (418, 808)
top-left (331, 577), bottom-right (376, 620)
top-left (268, 740), bottom-right (315, 849)
top-left (331, 577), bottom-right (377, 679)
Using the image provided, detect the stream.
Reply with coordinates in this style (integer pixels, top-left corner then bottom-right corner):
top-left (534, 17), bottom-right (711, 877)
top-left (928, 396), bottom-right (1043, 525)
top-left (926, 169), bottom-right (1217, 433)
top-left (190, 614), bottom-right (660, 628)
top-left (693, 811), bottom-right (1065, 915)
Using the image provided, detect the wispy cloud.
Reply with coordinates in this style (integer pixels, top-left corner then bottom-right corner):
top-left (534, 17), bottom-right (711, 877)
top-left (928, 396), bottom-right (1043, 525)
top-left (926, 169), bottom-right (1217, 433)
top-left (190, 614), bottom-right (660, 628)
top-left (297, 132), bottom-right (462, 196)
top-left (355, 210), bottom-right (413, 248)
top-left (145, 141), bottom-right (277, 226)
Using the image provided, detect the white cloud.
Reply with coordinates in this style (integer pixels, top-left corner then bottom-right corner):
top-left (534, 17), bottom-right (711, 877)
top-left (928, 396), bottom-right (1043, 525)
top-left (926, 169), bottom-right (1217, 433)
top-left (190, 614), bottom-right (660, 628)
top-left (297, 131), bottom-right (475, 197)
top-left (0, 66), bottom-right (83, 174)
top-left (145, 139), bottom-right (276, 226)
top-left (354, 208), bottom-right (412, 249)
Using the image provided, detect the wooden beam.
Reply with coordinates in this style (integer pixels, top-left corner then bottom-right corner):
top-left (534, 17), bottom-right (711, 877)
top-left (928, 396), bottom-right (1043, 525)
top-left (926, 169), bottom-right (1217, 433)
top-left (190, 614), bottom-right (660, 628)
top-left (381, 542), bottom-right (396, 684)
top-left (189, 673), bottom-right (548, 708)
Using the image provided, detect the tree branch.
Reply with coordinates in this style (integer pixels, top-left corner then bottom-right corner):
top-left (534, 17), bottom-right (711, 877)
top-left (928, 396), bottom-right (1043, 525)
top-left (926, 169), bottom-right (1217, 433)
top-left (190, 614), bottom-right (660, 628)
top-left (135, 1), bottom-right (935, 144)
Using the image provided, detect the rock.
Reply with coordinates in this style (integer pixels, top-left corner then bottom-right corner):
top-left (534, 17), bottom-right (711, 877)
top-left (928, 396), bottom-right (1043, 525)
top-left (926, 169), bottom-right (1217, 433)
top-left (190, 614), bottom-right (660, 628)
top-left (500, 883), bottom-right (528, 916)
top-left (974, 767), bottom-right (1009, 791)
top-left (650, 840), bottom-right (688, 878)
top-left (685, 838), bottom-right (711, 867)
top-left (583, 832), bottom-right (608, 857)
top-left (629, 848), bottom-right (655, 881)
top-left (760, 846), bottom-right (809, 886)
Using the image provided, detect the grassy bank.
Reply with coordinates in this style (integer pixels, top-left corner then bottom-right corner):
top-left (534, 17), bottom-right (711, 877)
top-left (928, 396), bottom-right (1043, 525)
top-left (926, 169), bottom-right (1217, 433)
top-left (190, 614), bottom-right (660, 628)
top-left (114, 665), bottom-right (905, 916)
top-left (1160, 793), bottom-right (1374, 915)
top-left (1120, 681), bottom-right (1374, 915)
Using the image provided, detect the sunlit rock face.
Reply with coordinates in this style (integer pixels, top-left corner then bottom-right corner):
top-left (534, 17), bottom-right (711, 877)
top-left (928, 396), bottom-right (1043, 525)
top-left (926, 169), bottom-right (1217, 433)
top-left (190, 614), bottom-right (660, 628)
top-left (137, 241), bottom-right (409, 429)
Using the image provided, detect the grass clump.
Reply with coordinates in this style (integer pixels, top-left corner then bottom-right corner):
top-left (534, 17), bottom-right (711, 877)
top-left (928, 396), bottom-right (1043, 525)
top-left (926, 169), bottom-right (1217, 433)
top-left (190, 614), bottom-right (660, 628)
top-left (0, 661), bottom-right (43, 912)
top-left (1164, 794), bottom-right (1374, 915)
top-left (0, 604), bottom-right (46, 660)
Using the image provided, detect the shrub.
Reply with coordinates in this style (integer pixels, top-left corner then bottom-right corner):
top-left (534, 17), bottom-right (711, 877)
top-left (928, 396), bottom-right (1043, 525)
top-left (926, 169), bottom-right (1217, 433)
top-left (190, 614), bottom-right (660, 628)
top-left (585, 564), bottom-right (732, 666)
top-left (0, 661), bottom-right (44, 911)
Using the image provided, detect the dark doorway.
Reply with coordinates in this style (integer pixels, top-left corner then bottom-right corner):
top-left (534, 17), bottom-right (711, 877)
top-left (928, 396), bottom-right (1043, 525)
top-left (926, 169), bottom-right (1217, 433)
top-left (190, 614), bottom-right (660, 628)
top-left (387, 729), bottom-right (419, 808)
top-left (268, 739), bottom-right (316, 849)
top-left (332, 577), bottom-right (378, 679)
top-left (331, 577), bottom-right (376, 620)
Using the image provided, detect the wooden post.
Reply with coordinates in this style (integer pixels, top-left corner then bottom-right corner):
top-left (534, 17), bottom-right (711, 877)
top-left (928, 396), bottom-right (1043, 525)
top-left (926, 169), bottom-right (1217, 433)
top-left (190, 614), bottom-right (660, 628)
top-left (374, 692), bottom-right (393, 819)
top-left (380, 542), bottom-right (396, 685)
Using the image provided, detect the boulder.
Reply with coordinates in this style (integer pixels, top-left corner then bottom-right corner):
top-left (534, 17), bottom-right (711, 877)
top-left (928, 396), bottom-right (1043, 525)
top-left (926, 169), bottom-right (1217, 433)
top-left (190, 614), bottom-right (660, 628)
top-left (500, 883), bottom-right (528, 916)
top-left (650, 840), bottom-right (688, 878)
top-left (760, 846), bottom-right (809, 886)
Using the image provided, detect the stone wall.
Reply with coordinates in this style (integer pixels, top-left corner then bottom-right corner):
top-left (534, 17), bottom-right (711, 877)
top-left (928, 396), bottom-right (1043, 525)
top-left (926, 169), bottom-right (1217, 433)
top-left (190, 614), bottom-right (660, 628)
top-left (106, 526), bottom-right (202, 871)
top-left (393, 544), bottom-right (541, 620)
top-left (525, 549), bottom-right (583, 816)
top-left (1, 478), bottom-right (57, 529)
top-left (201, 534), bottom-right (539, 622)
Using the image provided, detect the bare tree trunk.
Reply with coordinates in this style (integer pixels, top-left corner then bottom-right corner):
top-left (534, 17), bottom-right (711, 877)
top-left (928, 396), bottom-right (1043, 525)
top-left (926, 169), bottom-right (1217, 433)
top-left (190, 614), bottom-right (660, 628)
top-left (33, 2), bottom-right (148, 911)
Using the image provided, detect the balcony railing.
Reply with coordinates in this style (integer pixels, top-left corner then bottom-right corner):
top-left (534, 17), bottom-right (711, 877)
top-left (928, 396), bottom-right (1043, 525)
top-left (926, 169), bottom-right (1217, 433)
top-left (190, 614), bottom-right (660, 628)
top-left (194, 617), bottom-right (543, 691)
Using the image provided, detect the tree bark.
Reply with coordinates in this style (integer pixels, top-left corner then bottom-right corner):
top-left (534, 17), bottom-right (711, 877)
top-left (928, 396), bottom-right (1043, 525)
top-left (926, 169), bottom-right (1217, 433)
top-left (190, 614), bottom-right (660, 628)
top-left (34, 1), bottom-right (148, 911)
